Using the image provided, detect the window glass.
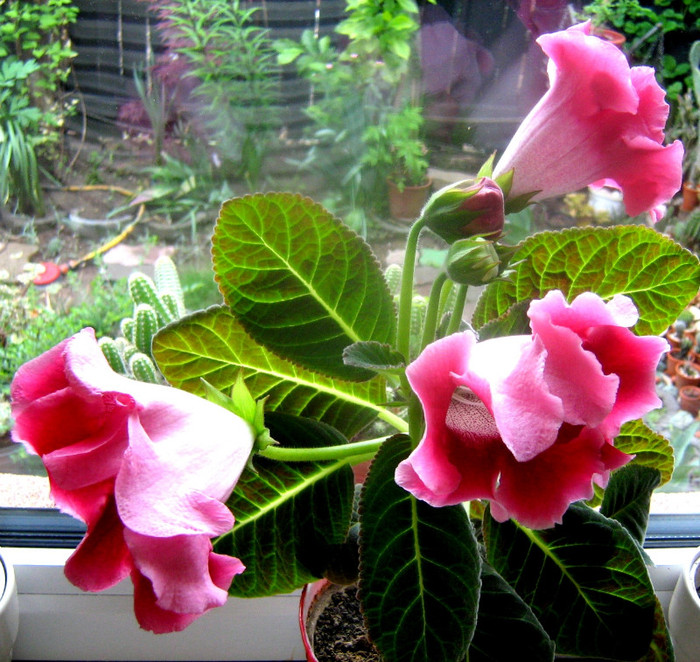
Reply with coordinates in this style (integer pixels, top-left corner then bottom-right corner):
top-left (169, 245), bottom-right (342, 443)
top-left (1, 0), bottom-right (699, 525)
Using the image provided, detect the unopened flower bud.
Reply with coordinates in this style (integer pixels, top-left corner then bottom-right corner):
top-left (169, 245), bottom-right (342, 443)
top-left (446, 237), bottom-right (517, 286)
top-left (422, 177), bottom-right (505, 244)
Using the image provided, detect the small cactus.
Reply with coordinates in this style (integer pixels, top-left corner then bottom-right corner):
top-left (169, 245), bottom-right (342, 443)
top-left (384, 264), bottom-right (402, 296)
top-left (129, 272), bottom-right (174, 325)
top-left (121, 317), bottom-right (136, 345)
top-left (134, 303), bottom-right (159, 357)
top-left (98, 337), bottom-right (126, 374)
top-left (99, 257), bottom-right (186, 384)
top-left (129, 352), bottom-right (160, 384)
top-left (154, 255), bottom-right (185, 317)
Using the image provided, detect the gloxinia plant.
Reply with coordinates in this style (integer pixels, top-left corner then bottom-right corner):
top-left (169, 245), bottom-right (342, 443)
top-left (9, 21), bottom-right (700, 661)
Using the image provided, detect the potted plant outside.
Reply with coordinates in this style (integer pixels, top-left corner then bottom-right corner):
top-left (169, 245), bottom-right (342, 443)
top-left (362, 104), bottom-right (431, 221)
top-left (675, 361), bottom-right (700, 389)
top-left (679, 385), bottom-right (700, 416)
top-left (668, 546), bottom-right (700, 662)
top-left (666, 337), bottom-right (695, 377)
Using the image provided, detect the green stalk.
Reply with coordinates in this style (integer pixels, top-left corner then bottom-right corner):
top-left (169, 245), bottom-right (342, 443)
top-left (397, 216), bottom-right (426, 362)
top-left (445, 284), bottom-right (468, 336)
top-left (258, 436), bottom-right (388, 463)
top-left (420, 271), bottom-right (447, 351)
top-left (396, 217), bottom-right (427, 444)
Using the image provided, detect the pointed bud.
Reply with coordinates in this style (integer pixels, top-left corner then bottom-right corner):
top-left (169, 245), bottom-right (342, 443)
top-left (421, 177), bottom-right (505, 244)
top-left (445, 237), bottom-right (518, 286)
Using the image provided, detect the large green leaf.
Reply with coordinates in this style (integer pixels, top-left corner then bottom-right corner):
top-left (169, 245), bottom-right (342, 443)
top-left (468, 563), bottom-right (554, 662)
top-left (216, 412), bottom-right (355, 597)
top-left (473, 225), bottom-right (700, 335)
top-left (600, 464), bottom-right (661, 546)
top-left (615, 420), bottom-right (675, 487)
top-left (483, 503), bottom-right (658, 660)
top-left (358, 436), bottom-right (481, 662)
top-left (153, 306), bottom-right (391, 438)
top-left (212, 193), bottom-right (396, 380)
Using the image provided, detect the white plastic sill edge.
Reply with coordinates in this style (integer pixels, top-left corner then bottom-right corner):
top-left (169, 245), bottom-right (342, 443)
top-left (1, 546), bottom-right (695, 662)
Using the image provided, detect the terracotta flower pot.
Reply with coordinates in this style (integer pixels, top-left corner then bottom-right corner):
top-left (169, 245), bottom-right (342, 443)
top-left (668, 546), bottom-right (700, 662)
top-left (674, 361), bottom-right (700, 389)
top-left (387, 178), bottom-right (432, 222)
top-left (679, 385), bottom-right (700, 416)
top-left (666, 350), bottom-right (696, 378)
top-left (681, 182), bottom-right (700, 212)
top-left (591, 27), bottom-right (626, 49)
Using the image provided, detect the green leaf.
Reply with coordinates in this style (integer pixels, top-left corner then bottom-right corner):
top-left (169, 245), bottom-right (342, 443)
top-left (483, 503), bottom-right (657, 660)
top-left (216, 412), bottom-right (355, 597)
top-left (474, 299), bottom-right (531, 340)
top-left (343, 341), bottom-right (406, 373)
top-left (153, 306), bottom-right (391, 439)
top-left (358, 436), bottom-right (481, 662)
top-left (212, 193), bottom-right (396, 381)
top-left (615, 420), bottom-right (675, 487)
top-left (600, 464), bottom-right (661, 545)
top-left (473, 226), bottom-right (700, 335)
top-left (469, 563), bottom-right (554, 662)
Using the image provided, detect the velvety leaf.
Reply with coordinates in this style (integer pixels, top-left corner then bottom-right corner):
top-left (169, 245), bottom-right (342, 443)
top-left (600, 464), bottom-right (661, 545)
top-left (468, 563), bottom-right (555, 662)
top-left (474, 299), bottom-right (531, 340)
top-left (153, 306), bottom-right (391, 439)
top-left (637, 597), bottom-right (675, 662)
top-left (212, 193), bottom-right (396, 380)
top-left (216, 412), bottom-right (355, 597)
top-left (483, 503), bottom-right (657, 660)
top-left (473, 225), bottom-right (700, 335)
top-left (615, 420), bottom-right (675, 487)
top-left (343, 341), bottom-right (406, 373)
top-left (358, 436), bottom-right (481, 662)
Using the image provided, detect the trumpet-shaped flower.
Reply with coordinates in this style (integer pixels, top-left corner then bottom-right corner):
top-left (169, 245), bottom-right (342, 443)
top-left (493, 22), bottom-right (683, 220)
top-left (395, 292), bottom-right (667, 529)
top-left (11, 328), bottom-right (253, 633)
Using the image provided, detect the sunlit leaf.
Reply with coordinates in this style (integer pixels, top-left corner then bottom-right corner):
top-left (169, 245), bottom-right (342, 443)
top-left (212, 193), bottom-right (396, 380)
top-left (217, 412), bottom-right (354, 597)
top-left (473, 225), bottom-right (700, 335)
top-left (615, 419), bottom-right (675, 487)
top-left (153, 306), bottom-right (390, 438)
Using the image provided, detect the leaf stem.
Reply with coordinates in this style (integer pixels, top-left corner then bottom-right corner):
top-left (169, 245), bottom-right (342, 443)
top-left (446, 284), bottom-right (468, 336)
top-left (397, 216), bottom-right (427, 362)
top-left (257, 436), bottom-right (388, 463)
top-left (420, 271), bottom-right (447, 351)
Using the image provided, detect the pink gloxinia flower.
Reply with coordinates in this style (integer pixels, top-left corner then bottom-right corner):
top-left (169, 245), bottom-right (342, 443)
top-left (395, 291), bottom-right (668, 529)
top-left (10, 328), bottom-right (253, 633)
top-left (493, 22), bottom-right (683, 221)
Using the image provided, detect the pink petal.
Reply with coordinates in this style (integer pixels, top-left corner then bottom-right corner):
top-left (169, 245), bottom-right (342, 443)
top-left (42, 393), bottom-right (133, 490)
top-left (126, 529), bottom-right (244, 619)
top-left (10, 335), bottom-right (73, 417)
top-left (64, 495), bottom-right (132, 592)
top-left (491, 426), bottom-right (632, 529)
top-left (493, 22), bottom-right (682, 217)
top-left (115, 405), bottom-right (252, 537)
top-left (471, 335), bottom-right (564, 462)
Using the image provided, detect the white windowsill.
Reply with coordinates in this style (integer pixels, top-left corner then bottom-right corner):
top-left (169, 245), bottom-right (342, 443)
top-left (2, 546), bottom-right (696, 661)
top-left (2, 547), bottom-right (306, 661)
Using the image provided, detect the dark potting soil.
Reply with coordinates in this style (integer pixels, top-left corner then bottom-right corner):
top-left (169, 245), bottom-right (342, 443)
top-left (312, 586), bottom-right (382, 662)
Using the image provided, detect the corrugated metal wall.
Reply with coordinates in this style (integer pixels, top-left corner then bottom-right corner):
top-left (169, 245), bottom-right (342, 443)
top-left (67, 0), bottom-right (346, 136)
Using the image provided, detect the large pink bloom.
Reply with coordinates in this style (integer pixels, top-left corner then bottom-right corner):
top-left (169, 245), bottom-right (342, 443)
top-left (11, 328), bottom-right (253, 633)
top-left (493, 22), bottom-right (683, 220)
top-left (395, 291), bottom-right (667, 529)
